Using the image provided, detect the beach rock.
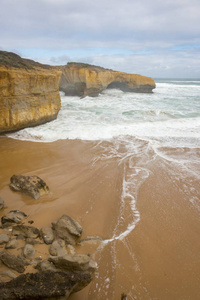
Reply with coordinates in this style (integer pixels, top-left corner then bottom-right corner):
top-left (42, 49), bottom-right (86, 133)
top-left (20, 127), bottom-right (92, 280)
top-left (49, 254), bottom-right (97, 274)
top-left (49, 239), bottom-right (68, 256)
top-left (52, 214), bottom-right (82, 245)
top-left (0, 271), bottom-right (92, 299)
top-left (0, 234), bottom-right (9, 245)
top-left (1, 210), bottom-right (27, 228)
top-left (9, 174), bottom-right (49, 199)
top-left (0, 270), bottom-right (17, 280)
top-left (35, 259), bottom-right (58, 272)
top-left (0, 198), bottom-right (4, 210)
top-left (0, 252), bottom-right (29, 273)
top-left (26, 237), bottom-right (43, 245)
top-left (0, 51), bottom-right (61, 133)
top-left (66, 244), bottom-right (76, 255)
top-left (41, 227), bottom-right (54, 244)
top-left (16, 234), bottom-right (26, 241)
top-left (60, 62), bottom-right (156, 98)
top-left (12, 224), bottom-right (40, 239)
top-left (23, 244), bottom-right (35, 260)
top-left (5, 238), bottom-right (18, 249)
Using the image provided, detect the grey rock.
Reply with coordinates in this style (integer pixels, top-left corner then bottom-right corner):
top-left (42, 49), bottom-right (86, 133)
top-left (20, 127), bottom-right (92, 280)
top-left (23, 244), bottom-right (35, 260)
top-left (49, 254), bottom-right (97, 274)
top-left (12, 224), bottom-right (40, 239)
top-left (1, 270), bottom-right (17, 280)
top-left (1, 210), bottom-right (27, 228)
top-left (16, 234), bottom-right (26, 241)
top-left (0, 251), bottom-right (29, 273)
top-left (5, 238), bottom-right (18, 249)
top-left (0, 271), bottom-right (92, 299)
top-left (35, 260), bottom-right (57, 272)
top-left (49, 239), bottom-right (68, 256)
top-left (66, 244), bottom-right (76, 255)
top-left (0, 198), bottom-right (4, 210)
top-left (0, 234), bottom-right (9, 245)
top-left (52, 214), bottom-right (82, 245)
top-left (26, 237), bottom-right (42, 245)
top-left (41, 227), bottom-right (54, 244)
top-left (9, 174), bottom-right (49, 200)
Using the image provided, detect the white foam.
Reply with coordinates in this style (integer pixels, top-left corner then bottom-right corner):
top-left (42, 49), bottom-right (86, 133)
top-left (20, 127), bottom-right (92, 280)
top-left (7, 81), bottom-right (200, 147)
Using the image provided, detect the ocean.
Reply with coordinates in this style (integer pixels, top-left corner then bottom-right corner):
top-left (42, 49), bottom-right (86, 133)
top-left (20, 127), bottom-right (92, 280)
top-left (5, 79), bottom-right (200, 299)
top-left (7, 79), bottom-right (200, 147)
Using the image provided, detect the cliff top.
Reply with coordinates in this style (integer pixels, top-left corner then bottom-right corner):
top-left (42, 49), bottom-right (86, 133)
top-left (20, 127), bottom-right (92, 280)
top-left (65, 62), bottom-right (112, 72)
top-left (0, 51), bottom-right (52, 70)
top-left (0, 50), bottom-right (114, 72)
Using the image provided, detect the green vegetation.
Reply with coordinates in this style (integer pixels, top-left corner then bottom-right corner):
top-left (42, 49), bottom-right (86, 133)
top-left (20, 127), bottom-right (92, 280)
top-left (0, 51), bottom-right (34, 69)
top-left (0, 50), bottom-right (52, 70)
top-left (66, 62), bottom-right (112, 71)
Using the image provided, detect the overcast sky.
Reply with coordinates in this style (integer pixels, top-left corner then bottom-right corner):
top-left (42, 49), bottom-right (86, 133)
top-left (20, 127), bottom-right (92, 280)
top-left (1, 0), bottom-right (200, 78)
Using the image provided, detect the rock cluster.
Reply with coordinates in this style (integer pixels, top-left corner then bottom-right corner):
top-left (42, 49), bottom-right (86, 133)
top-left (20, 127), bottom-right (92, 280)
top-left (0, 210), bottom-right (97, 299)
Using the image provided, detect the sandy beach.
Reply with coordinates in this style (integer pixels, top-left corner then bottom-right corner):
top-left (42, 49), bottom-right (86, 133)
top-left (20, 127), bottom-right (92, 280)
top-left (0, 136), bottom-right (200, 299)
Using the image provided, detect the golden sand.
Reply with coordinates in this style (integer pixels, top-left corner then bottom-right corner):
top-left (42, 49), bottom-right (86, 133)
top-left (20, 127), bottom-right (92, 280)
top-left (0, 136), bottom-right (200, 299)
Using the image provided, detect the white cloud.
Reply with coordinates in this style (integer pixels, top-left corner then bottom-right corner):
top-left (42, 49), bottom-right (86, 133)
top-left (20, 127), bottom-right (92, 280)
top-left (1, 0), bottom-right (200, 77)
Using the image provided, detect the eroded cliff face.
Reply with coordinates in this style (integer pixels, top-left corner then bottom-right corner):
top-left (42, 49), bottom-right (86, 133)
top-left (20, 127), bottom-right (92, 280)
top-left (0, 51), bottom-right (61, 133)
top-left (59, 63), bottom-right (156, 97)
top-left (0, 51), bottom-right (156, 134)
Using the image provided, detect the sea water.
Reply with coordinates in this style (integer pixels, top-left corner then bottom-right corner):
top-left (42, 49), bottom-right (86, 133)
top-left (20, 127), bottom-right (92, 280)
top-left (7, 79), bottom-right (200, 148)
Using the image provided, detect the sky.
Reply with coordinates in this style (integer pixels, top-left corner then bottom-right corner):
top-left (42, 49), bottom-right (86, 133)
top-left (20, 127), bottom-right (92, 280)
top-left (1, 0), bottom-right (200, 78)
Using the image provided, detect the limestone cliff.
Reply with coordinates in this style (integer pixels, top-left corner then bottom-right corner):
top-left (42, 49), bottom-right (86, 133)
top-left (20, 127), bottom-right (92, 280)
top-left (0, 51), bottom-right (156, 134)
top-left (59, 63), bottom-right (156, 97)
top-left (0, 51), bottom-right (61, 133)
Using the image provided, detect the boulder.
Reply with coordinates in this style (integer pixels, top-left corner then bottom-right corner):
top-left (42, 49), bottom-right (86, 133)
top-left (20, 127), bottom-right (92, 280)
top-left (25, 237), bottom-right (42, 245)
top-left (12, 224), bottom-right (40, 239)
top-left (0, 252), bottom-right (29, 273)
top-left (49, 239), bottom-right (68, 257)
top-left (1, 210), bottom-right (27, 228)
top-left (0, 270), bottom-right (17, 280)
top-left (9, 175), bottom-right (49, 200)
top-left (49, 254), bottom-right (97, 274)
top-left (5, 238), bottom-right (18, 249)
top-left (0, 198), bottom-right (4, 210)
top-left (40, 227), bottom-right (54, 244)
top-left (23, 244), bottom-right (36, 260)
top-left (35, 260), bottom-right (57, 272)
top-left (0, 271), bottom-right (92, 299)
top-left (52, 214), bottom-right (82, 245)
top-left (0, 234), bottom-right (9, 245)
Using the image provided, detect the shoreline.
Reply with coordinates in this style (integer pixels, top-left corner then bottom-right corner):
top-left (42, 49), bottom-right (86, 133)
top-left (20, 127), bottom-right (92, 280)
top-left (0, 136), bottom-right (200, 299)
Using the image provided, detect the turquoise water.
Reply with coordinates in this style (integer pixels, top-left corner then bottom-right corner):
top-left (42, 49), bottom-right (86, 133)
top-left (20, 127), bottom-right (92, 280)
top-left (7, 79), bottom-right (200, 147)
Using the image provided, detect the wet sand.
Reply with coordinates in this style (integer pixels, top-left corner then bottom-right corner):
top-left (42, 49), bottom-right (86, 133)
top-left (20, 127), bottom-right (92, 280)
top-left (0, 136), bottom-right (200, 299)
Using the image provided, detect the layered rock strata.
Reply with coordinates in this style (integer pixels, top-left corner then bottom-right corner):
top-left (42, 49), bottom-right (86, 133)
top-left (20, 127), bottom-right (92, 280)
top-left (0, 51), bottom-right (61, 133)
top-left (0, 51), bottom-right (156, 133)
